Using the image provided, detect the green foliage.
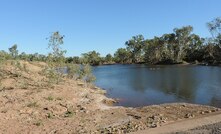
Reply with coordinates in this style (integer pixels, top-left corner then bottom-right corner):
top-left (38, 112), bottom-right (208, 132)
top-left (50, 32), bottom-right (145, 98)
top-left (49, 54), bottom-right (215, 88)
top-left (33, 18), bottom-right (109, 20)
top-left (9, 44), bottom-right (18, 59)
top-left (114, 48), bottom-right (132, 64)
top-left (27, 102), bottom-right (39, 108)
top-left (105, 54), bottom-right (113, 63)
top-left (82, 64), bottom-right (96, 83)
top-left (0, 50), bottom-right (11, 61)
top-left (47, 31), bottom-right (66, 66)
top-left (46, 113), bottom-right (53, 119)
top-left (144, 37), bottom-right (167, 64)
top-left (81, 51), bottom-right (101, 65)
top-left (34, 120), bottom-right (43, 126)
top-left (207, 17), bottom-right (221, 44)
top-left (66, 64), bottom-right (82, 79)
top-left (64, 110), bottom-right (75, 118)
top-left (44, 67), bottom-right (61, 85)
top-left (143, 26), bottom-right (204, 64)
top-left (46, 96), bottom-right (54, 101)
top-left (125, 35), bottom-right (145, 63)
top-left (66, 64), bottom-right (95, 83)
top-left (0, 17), bottom-right (221, 68)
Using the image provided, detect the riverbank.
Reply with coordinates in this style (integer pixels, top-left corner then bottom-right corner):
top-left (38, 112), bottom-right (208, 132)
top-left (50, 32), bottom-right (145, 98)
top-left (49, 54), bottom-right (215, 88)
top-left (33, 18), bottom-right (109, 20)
top-left (95, 61), bottom-right (221, 67)
top-left (0, 61), bottom-right (220, 133)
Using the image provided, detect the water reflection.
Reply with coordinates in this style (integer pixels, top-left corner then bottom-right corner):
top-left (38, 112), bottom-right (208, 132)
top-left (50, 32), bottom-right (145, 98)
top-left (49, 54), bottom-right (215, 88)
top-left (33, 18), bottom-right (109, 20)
top-left (93, 65), bottom-right (221, 107)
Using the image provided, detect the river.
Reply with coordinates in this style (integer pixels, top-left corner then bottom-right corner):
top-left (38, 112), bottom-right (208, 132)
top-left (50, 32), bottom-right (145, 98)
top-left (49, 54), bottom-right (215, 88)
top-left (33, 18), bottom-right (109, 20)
top-left (93, 64), bottom-right (221, 107)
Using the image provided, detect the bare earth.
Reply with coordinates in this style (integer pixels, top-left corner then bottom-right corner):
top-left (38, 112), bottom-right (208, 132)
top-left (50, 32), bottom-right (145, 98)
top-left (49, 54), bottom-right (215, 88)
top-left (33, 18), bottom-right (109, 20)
top-left (0, 61), bottom-right (220, 134)
top-left (132, 111), bottom-right (221, 134)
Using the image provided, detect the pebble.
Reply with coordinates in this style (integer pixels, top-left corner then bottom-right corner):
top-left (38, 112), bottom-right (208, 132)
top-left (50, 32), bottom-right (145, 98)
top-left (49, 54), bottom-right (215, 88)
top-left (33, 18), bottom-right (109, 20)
top-left (200, 111), bottom-right (205, 114)
top-left (185, 113), bottom-right (195, 118)
top-left (205, 110), bottom-right (211, 113)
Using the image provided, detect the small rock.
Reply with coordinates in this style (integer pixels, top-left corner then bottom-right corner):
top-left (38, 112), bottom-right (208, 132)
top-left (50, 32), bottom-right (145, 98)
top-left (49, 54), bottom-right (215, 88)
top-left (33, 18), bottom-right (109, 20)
top-left (200, 111), bottom-right (205, 114)
top-left (150, 123), bottom-right (158, 128)
top-left (77, 82), bottom-right (84, 86)
top-left (185, 113), bottom-right (194, 118)
top-left (211, 109), bottom-right (216, 112)
top-left (182, 104), bottom-right (186, 107)
top-left (205, 110), bottom-right (211, 113)
top-left (162, 120), bottom-right (167, 123)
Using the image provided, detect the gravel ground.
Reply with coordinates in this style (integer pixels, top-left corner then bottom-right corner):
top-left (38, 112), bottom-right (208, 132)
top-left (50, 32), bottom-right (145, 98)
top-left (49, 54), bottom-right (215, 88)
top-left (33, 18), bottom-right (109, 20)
top-left (174, 122), bottom-right (221, 134)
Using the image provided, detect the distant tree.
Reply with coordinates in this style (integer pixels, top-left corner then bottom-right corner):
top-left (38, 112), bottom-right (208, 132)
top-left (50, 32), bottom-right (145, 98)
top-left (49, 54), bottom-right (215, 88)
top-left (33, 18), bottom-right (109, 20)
top-left (81, 51), bottom-right (101, 65)
top-left (72, 56), bottom-right (80, 64)
top-left (114, 48), bottom-right (131, 64)
top-left (185, 34), bottom-right (203, 62)
top-left (161, 33), bottom-right (177, 61)
top-left (206, 17), bottom-right (221, 63)
top-left (125, 35), bottom-right (145, 63)
top-left (47, 31), bottom-right (66, 65)
top-left (207, 17), bottom-right (221, 45)
top-left (19, 52), bottom-right (28, 61)
top-left (173, 26), bottom-right (194, 62)
top-left (0, 50), bottom-right (10, 61)
top-left (105, 54), bottom-right (113, 63)
top-left (144, 37), bottom-right (166, 64)
top-left (9, 44), bottom-right (18, 59)
top-left (65, 57), bottom-right (73, 63)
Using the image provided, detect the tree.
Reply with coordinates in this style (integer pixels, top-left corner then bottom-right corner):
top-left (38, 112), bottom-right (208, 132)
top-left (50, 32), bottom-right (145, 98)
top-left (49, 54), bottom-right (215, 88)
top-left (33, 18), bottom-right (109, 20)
top-left (161, 33), bottom-right (177, 61)
top-left (19, 52), bottom-right (28, 61)
top-left (207, 17), bottom-right (221, 45)
top-left (81, 51), bottom-right (101, 65)
top-left (72, 56), bottom-right (80, 64)
top-left (173, 26), bottom-right (194, 62)
top-left (125, 35), bottom-right (145, 63)
top-left (207, 17), bottom-right (221, 63)
top-left (47, 31), bottom-right (66, 65)
top-left (9, 44), bottom-right (18, 59)
top-left (144, 37), bottom-right (166, 64)
top-left (114, 48), bottom-right (131, 64)
top-left (185, 34), bottom-right (203, 62)
top-left (105, 54), bottom-right (113, 63)
top-left (0, 50), bottom-right (11, 61)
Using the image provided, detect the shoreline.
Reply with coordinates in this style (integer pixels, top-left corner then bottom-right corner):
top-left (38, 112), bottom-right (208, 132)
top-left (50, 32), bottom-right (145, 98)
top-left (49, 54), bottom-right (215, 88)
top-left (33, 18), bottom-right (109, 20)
top-left (94, 62), bottom-right (221, 67)
top-left (0, 61), bottom-right (220, 133)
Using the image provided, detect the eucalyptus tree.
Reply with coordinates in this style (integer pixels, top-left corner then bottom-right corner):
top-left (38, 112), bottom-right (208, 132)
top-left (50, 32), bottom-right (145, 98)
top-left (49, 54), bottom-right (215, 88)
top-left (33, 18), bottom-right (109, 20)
top-left (114, 48), bottom-right (131, 64)
top-left (173, 26), bottom-right (194, 62)
top-left (0, 50), bottom-right (10, 61)
top-left (125, 35), bottom-right (145, 63)
top-left (144, 37), bottom-right (166, 64)
top-left (105, 54), bottom-right (113, 63)
top-left (19, 52), bottom-right (29, 61)
top-left (72, 56), bottom-right (80, 64)
top-left (81, 51), bottom-right (101, 65)
top-left (207, 17), bottom-right (221, 45)
top-left (47, 31), bottom-right (66, 65)
top-left (9, 44), bottom-right (18, 59)
top-left (161, 33), bottom-right (177, 61)
top-left (185, 34), bottom-right (203, 62)
top-left (206, 17), bottom-right (221, 63)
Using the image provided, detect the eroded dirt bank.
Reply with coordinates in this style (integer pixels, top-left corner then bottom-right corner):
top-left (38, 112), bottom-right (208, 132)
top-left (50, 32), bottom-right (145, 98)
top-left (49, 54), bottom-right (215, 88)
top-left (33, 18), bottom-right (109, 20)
top-left (0, 61), bottom-right (220, 134)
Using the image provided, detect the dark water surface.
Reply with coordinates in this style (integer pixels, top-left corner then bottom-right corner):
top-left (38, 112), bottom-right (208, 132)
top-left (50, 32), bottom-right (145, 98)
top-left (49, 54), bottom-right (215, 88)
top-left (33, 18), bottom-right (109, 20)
top-left (93, 64), bottom-right (221, 107)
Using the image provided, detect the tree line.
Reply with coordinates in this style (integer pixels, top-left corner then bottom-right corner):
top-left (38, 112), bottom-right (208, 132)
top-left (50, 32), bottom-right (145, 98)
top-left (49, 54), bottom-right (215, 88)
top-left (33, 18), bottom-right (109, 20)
top-left (1, 17), bottom-right (221, 66)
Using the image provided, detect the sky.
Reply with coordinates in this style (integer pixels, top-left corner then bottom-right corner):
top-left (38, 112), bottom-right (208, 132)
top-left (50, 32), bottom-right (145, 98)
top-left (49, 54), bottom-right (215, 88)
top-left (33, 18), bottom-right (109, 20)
top-left (0, 0), bottom-right (221, 57)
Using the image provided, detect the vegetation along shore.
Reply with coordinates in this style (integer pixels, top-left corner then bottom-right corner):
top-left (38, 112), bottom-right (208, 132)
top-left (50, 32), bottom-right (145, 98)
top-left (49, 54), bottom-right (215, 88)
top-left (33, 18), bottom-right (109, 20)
top-left (0, 17), bottom-right (221, 133)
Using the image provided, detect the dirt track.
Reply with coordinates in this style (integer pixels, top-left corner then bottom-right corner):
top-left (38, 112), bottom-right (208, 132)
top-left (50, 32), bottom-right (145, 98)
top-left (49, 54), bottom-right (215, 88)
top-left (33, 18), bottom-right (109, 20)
top-left (132, 112), bottom-right (221, 134)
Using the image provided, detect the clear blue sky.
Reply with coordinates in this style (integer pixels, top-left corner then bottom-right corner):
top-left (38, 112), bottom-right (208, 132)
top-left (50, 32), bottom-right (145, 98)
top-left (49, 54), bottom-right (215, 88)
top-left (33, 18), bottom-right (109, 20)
top-left (0, 0), bottom-right (220, 56)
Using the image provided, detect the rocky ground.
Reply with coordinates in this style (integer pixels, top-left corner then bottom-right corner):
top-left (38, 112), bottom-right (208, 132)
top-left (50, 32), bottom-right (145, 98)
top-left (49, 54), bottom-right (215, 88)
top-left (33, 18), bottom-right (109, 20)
top-left (0, 60), bottom-right (220, 134)
top-left (174, 122), bottom-right (221, 134)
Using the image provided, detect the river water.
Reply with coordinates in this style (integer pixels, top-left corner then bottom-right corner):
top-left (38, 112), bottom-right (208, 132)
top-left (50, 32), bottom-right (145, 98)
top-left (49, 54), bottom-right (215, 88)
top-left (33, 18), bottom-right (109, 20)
top-left (93, 64), bottom-right (221, 107)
